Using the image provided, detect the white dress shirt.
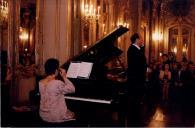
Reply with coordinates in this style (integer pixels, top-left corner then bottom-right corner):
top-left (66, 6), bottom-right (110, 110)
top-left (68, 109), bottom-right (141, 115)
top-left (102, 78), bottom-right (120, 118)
top-left (132, 44), bottom-right (141, 50)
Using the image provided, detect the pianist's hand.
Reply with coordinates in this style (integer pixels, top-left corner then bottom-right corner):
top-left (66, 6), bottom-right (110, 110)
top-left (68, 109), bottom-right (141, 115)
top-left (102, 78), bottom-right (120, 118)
top-left (59, 68), bottom-right (67, 78)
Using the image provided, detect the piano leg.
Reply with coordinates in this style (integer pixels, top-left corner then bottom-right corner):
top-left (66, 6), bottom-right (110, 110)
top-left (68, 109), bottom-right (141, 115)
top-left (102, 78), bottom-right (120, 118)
top-left (66, 100), bottom-right (126, 127)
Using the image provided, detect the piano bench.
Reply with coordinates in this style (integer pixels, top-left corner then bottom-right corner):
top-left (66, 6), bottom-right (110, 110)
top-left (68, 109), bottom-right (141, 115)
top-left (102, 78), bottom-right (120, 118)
top-left (39, 119), bottom-right (77, 127)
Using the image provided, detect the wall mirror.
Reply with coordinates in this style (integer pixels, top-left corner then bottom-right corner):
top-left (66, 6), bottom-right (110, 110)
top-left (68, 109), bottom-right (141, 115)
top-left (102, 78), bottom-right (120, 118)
top-left (168, 26), bottom-right (191, 61)
top-left (19, 0), bottom-right (36, 66)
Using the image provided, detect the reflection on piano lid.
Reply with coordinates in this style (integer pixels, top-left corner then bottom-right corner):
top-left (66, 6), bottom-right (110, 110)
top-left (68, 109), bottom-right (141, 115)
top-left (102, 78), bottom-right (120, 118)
top-left (61, 26), bottom-right (129, 80)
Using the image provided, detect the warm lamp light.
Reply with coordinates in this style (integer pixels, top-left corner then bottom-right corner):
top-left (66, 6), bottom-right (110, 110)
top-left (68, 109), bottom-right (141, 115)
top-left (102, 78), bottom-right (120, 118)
top-left (182, 44), bottom-right (187, 54)
top-left (173, 47), bottom-right (177, 54)
top-left (82, 3), bottom-right (100, 21)
top-left (117, 21), bottom-right (129, 28)
top-left (0, 0), bottom-right (8, 23)
top-left (182, 47), bottom-right (187, 53)
top-left (153, 32), bottom-right (158, 41)
top-left (19, 31), bottom-right (29, 41)
top-left (159, 52), bottom-right (162, 56)
top-left (83, 45), bottom-right (88, 49)
top-left (153, 32), bottom-right (163, 41)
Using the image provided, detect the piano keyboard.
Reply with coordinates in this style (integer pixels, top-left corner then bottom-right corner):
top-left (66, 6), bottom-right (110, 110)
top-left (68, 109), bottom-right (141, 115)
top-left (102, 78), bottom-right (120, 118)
top-left (65, 96), bottom-right (112, 104)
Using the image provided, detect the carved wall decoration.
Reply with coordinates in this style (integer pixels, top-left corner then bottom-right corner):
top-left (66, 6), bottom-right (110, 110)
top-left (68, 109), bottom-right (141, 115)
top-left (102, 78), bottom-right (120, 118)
top-left (162, 0), bottom-right (195, 26)
top-left (169, 0), bottom-right (191, 17)
top-left (159, 0), bottom-right (195, 62)
top-left (168, 26), bottom-right (192, 61)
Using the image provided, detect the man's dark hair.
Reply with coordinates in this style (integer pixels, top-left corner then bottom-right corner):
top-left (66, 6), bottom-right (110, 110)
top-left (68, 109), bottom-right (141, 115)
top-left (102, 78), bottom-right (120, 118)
top-left (130, 33), bottom-right (140, 44)
top-left (44, 58), bottom-right (59, 75)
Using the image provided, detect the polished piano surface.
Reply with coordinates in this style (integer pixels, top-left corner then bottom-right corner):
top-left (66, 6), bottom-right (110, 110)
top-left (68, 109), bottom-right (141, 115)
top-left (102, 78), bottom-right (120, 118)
top-left (61, 26), bottom-right (129, 126)
top-left (61, 26), bottom-right (129, 103)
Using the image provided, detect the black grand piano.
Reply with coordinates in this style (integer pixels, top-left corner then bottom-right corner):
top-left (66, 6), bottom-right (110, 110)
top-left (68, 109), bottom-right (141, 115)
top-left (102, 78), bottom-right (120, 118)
top-left (61, 26), bottom-right (129, 126)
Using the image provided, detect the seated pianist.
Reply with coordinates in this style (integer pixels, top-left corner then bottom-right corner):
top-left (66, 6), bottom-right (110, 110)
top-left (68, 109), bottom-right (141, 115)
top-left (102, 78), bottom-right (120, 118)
top-left (39, 58), bottom-right (75, 123)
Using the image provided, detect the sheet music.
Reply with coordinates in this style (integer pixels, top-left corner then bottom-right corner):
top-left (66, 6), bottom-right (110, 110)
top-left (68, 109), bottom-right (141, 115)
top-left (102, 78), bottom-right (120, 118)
top-left (66, 62), bottom-right (80, 78)
top-left (78, 62), bottom-right (93, 78)
top-left (66, 62), bottom-right (93, 79)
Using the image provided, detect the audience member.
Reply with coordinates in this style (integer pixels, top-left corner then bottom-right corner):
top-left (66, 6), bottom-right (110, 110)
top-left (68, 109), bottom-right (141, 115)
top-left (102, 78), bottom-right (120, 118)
top-left (159, 63), bottom-right (171, 101)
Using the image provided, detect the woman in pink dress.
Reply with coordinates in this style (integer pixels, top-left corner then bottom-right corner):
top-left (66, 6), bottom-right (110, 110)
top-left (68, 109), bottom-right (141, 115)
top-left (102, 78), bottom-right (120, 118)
top-left (39, 58), bottom-right (75, 123)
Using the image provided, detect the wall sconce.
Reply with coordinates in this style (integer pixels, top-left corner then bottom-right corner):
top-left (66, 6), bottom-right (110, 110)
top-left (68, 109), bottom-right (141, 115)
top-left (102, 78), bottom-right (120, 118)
top-left (19, 30), bottom-right (29, 41)
top-left (182, 44), bottom-right (187, 54)
top-left (82, 3), bottom-right (100, 21)
top-left (173, 47), bottom-right (177, 54)
top-left (153, 31), bottom-right (163, 41)
top-left (83, 45), bottom-right (88, 49)
top-left (182, 47), bottom-right (186, 53)
top-left (0, 0), bottom-right (8, 23)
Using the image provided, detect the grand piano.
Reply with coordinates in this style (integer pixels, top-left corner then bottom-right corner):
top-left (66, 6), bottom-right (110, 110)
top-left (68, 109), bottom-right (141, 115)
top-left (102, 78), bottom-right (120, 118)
top-left (60, 26), bottom-right (129, 126)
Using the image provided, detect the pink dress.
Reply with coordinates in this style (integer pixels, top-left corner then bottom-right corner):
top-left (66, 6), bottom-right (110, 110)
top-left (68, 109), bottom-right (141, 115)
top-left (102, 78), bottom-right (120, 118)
top-left (39, 79), bottom-right (75, 123)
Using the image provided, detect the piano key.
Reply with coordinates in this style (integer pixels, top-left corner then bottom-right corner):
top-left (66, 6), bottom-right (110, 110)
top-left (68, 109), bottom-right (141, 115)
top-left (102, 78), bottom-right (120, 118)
top-left (65, 96), bottom-right (112, 104)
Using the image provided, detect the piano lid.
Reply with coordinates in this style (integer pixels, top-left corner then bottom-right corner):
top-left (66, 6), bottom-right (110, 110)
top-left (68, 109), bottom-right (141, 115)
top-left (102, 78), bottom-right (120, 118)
top-left (62, 26), bottom-right (129, 69)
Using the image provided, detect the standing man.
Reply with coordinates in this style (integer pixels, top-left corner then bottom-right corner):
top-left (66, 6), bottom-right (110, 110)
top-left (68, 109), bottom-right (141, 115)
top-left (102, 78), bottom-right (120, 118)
top-left (126, 33), bottom-right (147, 126)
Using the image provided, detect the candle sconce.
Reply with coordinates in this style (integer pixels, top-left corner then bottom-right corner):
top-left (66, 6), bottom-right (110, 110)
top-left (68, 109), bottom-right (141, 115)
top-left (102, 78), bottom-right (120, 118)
top-left (82, 3), bottom-right (100, 22)
top-left (0, 0), bottom-right (8, 24)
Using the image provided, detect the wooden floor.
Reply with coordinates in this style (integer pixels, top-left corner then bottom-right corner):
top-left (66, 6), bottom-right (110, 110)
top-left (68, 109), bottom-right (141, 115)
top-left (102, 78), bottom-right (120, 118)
top-left (2, 99), bottom-right (195, 127)
top-left (1, 82), bottom-right (195, 127)
top-left (147, 103), bottom-right (195, 127)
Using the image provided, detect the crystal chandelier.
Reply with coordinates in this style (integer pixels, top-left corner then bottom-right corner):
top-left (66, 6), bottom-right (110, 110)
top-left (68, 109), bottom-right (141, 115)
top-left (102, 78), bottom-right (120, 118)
top-left (0, 0), bottom-right (8, 24)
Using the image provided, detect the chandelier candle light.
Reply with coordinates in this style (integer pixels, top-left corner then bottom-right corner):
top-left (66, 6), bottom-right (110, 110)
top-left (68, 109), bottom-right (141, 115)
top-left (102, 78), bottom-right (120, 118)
top-left (82, 4), bottom-right (100, 21)
top-left (117, 21), bottom-right (129, 28)
top-left (0, 0), bottom-right (8, 22)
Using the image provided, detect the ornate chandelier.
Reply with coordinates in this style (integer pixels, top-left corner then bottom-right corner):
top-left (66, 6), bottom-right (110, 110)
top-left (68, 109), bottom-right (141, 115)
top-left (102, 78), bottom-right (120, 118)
top-left (0, 0), bottom-right (8, 24)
